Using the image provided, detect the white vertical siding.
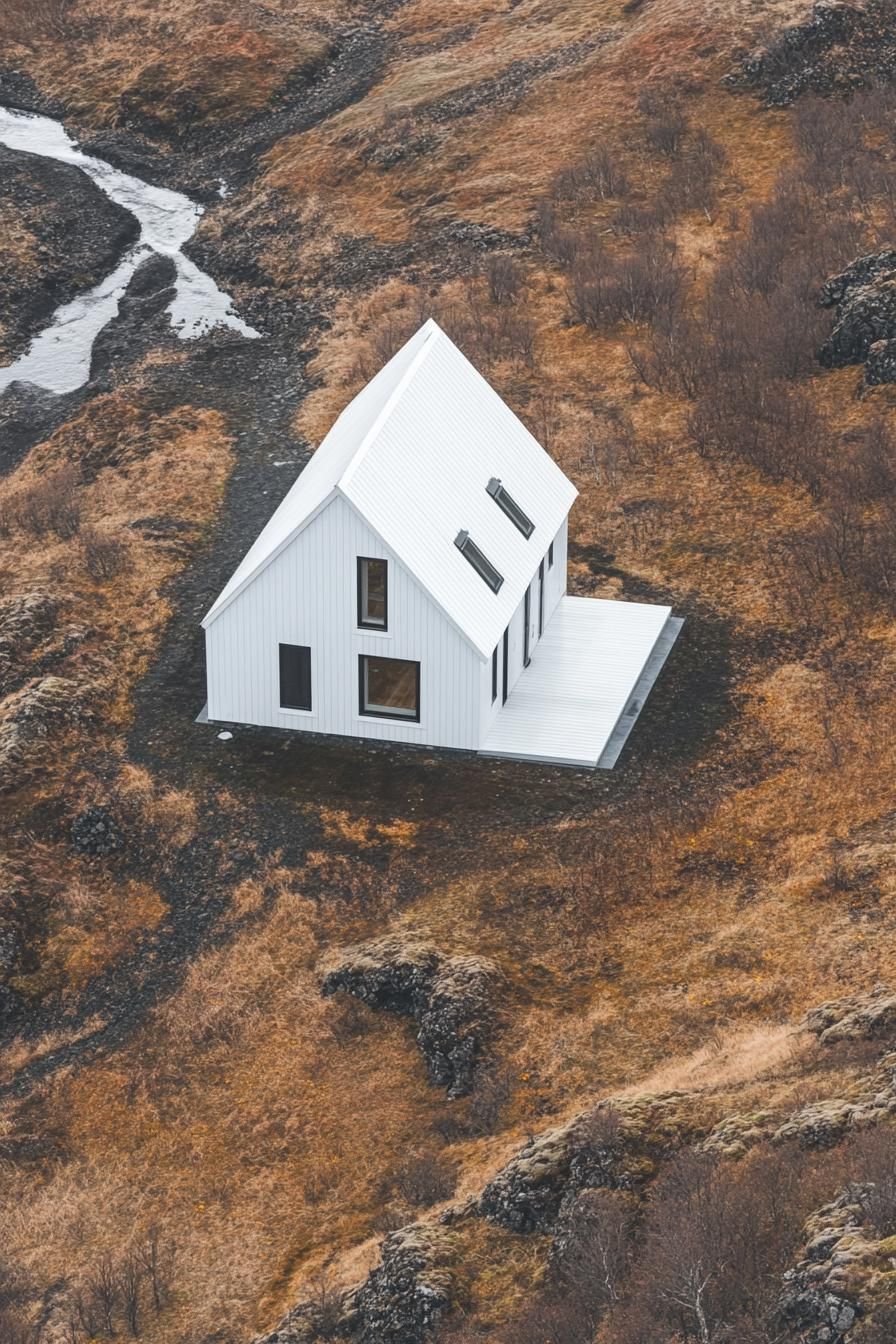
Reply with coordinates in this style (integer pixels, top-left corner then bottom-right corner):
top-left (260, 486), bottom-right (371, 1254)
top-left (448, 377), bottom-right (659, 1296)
top-left (206, 495), bottom-right (482, 749)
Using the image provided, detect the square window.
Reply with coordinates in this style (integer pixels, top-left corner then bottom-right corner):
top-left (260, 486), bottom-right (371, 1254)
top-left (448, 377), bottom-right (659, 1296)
top-left (279, 643), bottom-right (311, 710)
top-left (358, 557), bottom-right (387, 629)
top-left (359, 655), bottom-right (420, 721)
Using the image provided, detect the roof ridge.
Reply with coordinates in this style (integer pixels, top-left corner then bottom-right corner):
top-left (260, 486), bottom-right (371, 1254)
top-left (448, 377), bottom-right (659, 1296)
top-left (338, 319), bottom-right (442, 493)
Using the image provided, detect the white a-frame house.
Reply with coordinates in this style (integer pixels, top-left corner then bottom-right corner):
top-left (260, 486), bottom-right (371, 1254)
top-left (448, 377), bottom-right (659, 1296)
top-left (201, 320), bottom-right (681, 768)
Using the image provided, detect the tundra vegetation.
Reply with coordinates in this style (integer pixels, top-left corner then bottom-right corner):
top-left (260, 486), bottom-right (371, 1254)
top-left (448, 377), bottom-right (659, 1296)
top-left (2, 0), bottom-right (896, 1342)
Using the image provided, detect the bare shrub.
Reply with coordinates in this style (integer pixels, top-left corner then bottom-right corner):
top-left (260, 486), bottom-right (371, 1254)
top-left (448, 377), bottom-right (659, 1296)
top-left (845, 1126), bottom-right (896, 1236)
top-left (305, 1269), bottom-right (345, 1341)
top-left (554, 147), bottom-right (630, 203)
top-left (557, 1188), bottom-right (636, 1315)
top-left (570, 237), bottom-right (686, 329)
top-left (13, 465), bottom-right (81, 540)
top-left (639, 90), bottom-right (688, 157)
top-left (86, 1256), bottom-right (119, 1337)
top-left (134, 1227), bottom-right (175, 1315)
top-left (853, 1303), bottom-right (896, 1344)
top-left (482, 255), bottom-right (523, 306)
top-left (390, 1149), bottom-right (457, 1207)
top-left (81, 527), bottom-right (132, 581)
top-left (663, 130), bottom-right (727, 220)
top-left (614, 1145), bottom-right (840, 1344)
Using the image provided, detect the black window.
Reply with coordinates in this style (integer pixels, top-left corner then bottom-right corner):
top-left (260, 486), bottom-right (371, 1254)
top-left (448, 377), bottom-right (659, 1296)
top-left (486, 478), bottom-right (534, 538)
top-left (502, 626), bottom-right (509, 704)
top-left (538, 558), bottom-right (545, 636)
top-left (523, 586), bottom-right (532, 667)
top-left (359, 655), bottom-right (420, 721)
top-left (279, 643), bottom-right (311, 710)
top-left (358, 556), bottom-right (387, 629)
top-left (548, 540), bottom-right (554, 568)
top-left (454, 530), bottom-right (503, 593)
top-left (491, 645), bottom-right (498, 703)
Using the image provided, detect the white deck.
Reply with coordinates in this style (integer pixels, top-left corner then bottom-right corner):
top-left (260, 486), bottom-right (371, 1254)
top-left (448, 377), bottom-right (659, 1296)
top-left (479, 596), bottom-right (679, 769)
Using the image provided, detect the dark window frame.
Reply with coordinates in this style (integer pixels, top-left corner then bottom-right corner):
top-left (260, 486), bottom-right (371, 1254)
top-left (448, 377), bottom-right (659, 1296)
top-left (502, 626), bottom-right (509, 704)
top-left (538, 558), bottom-right (545, 636)
top-left (279, 642), bottom-right (312, 711)
top-left (454, 530), bottom-right (504, 593)
top-left (491, 645), bottom-right (498, 703)
top-left (548, 540), bottom-right (554, 568)
top-left (358, 654), bottom-right (421, 723)
top-left (486, 477), bottom-right (535, 539)
top-left (523, 586), bottom-right (532, 667)
top-left (357, 556), bottom-right (388, 631)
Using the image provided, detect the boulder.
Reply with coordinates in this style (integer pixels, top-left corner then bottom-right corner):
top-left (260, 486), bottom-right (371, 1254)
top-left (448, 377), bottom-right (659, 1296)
top-left (321, 936), bottom-right (501, 1097)
top-left (478, 1092), bottom-right (699, 1234)
top-left (71, 805), bottom-right (123, 857)
top-left (254, 1222), bottom-right (454, 1344)
top-left (726, 1), bottom-right (896, 107)
top-left (806, 985), bottom-right (896, 1046)
top-left (0, 675), bottom-right (96, 795)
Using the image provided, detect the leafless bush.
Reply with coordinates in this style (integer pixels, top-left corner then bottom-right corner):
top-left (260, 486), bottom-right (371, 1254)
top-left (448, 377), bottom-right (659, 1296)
top-left (663, 130), bottom-right (727, 220)
top-left (134, 1227), bottom-right (175, 1315)
top-left (390, 1149), bottom-right (457, 1207)
top-left (81, 527), bottom-right (132, 581)
top-left (558, 1188), bottom-right (636, 1314)
top-left (554, 147), bottom-right (630, 203)
top-left (853, 1303), bottom-right (896, 1344)
top-left (570, 237), bottom-right (686, 328)
top-left (639, 90), bottom-right (689, 157)
top-left (845, 1127), bottom-right (896, 1236)
top-left (306, 1269), bottom-right (346, 1341)
top-left (482, 255), bottom-right (524, 306)
top-left (86, 1257), bottom-right (119, 1337)
top-left (12, 465), bottom-right (81, 540)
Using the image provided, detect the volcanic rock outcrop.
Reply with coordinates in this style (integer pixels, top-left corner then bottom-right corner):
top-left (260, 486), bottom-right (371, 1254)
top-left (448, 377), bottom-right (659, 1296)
top-left (321, 935), bottom-right (501, 1098)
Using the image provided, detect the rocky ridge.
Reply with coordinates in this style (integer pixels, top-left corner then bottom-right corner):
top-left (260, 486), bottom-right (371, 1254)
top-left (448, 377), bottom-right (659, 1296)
top-left (727, 0), bottom-right (896, 107)
top-left (819, 251), bottom-right (896, 383)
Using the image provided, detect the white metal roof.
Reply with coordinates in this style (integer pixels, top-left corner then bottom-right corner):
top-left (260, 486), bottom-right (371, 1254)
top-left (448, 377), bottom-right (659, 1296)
top-left (203, 319), bottom-right (578, 658)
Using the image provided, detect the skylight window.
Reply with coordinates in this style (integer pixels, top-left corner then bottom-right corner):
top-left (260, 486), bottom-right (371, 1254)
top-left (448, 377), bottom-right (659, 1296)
top-left (486, 478), bottom-right (534, 539)
top-left (454, 530), bottom-right (504, 593)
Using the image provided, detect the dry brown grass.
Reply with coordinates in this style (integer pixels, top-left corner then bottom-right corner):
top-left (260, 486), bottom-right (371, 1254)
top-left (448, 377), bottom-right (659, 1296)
top-left (3, 0), bottom-right (896, 1338)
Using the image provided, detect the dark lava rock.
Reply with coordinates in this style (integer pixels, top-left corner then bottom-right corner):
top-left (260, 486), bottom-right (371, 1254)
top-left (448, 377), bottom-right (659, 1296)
top-left (777, 1190), bottom-right (868, 1342)
top-left (726, 0), bottom-right (896, 107)
top-left (254, 1223), bottom-right (454, 1344)
top-left (478, 1093), bottom-right (699, 1234)
top-left (0, 68), bottom-right (65, 117)
top-left (805, 984), bottom-right (896, 1044)
top-left (866, 336), bottom-right (896, 383)
top-left (71, 806), bottom-right (123, 857)
top-left (127, 253), bottom-right (178, 299)
top-left (0, 144), bottom-right (139, 363)
top-left (321, 936), bottom-right (500, 1098)
top-left (818, 251), bottom-right (896, 378)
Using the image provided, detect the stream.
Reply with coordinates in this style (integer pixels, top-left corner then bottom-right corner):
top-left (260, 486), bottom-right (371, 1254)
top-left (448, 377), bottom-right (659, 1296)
top-left (0, 106), bottom-right (260, 396)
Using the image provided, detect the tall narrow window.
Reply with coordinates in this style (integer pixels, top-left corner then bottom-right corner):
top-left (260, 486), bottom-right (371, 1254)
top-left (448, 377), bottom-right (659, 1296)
top-left (486, 478), bottom-right (535, 538)
top-left (523, 586), bottom-right (531, 667)
top-left (491, 645), bottom-right (498, 703)
top-left (502, 626), bottom-right (509, 704)
top-left (538, 558), bottom-right (545, 636)
top-left (359, 655), bottom-right (420, 721)
top-left (455, 531), bottom-right (503, 593)
top-left (279, 643), bottom-right (311, 710)
top-left (358, 557), bottom-right (388, 629)
top-left (548, 540), bottom-right (554, 568)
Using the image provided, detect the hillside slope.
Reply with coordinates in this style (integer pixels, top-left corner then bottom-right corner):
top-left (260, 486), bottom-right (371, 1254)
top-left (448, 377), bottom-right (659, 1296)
top-left (2, 1), bottom-right (896, 1342)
